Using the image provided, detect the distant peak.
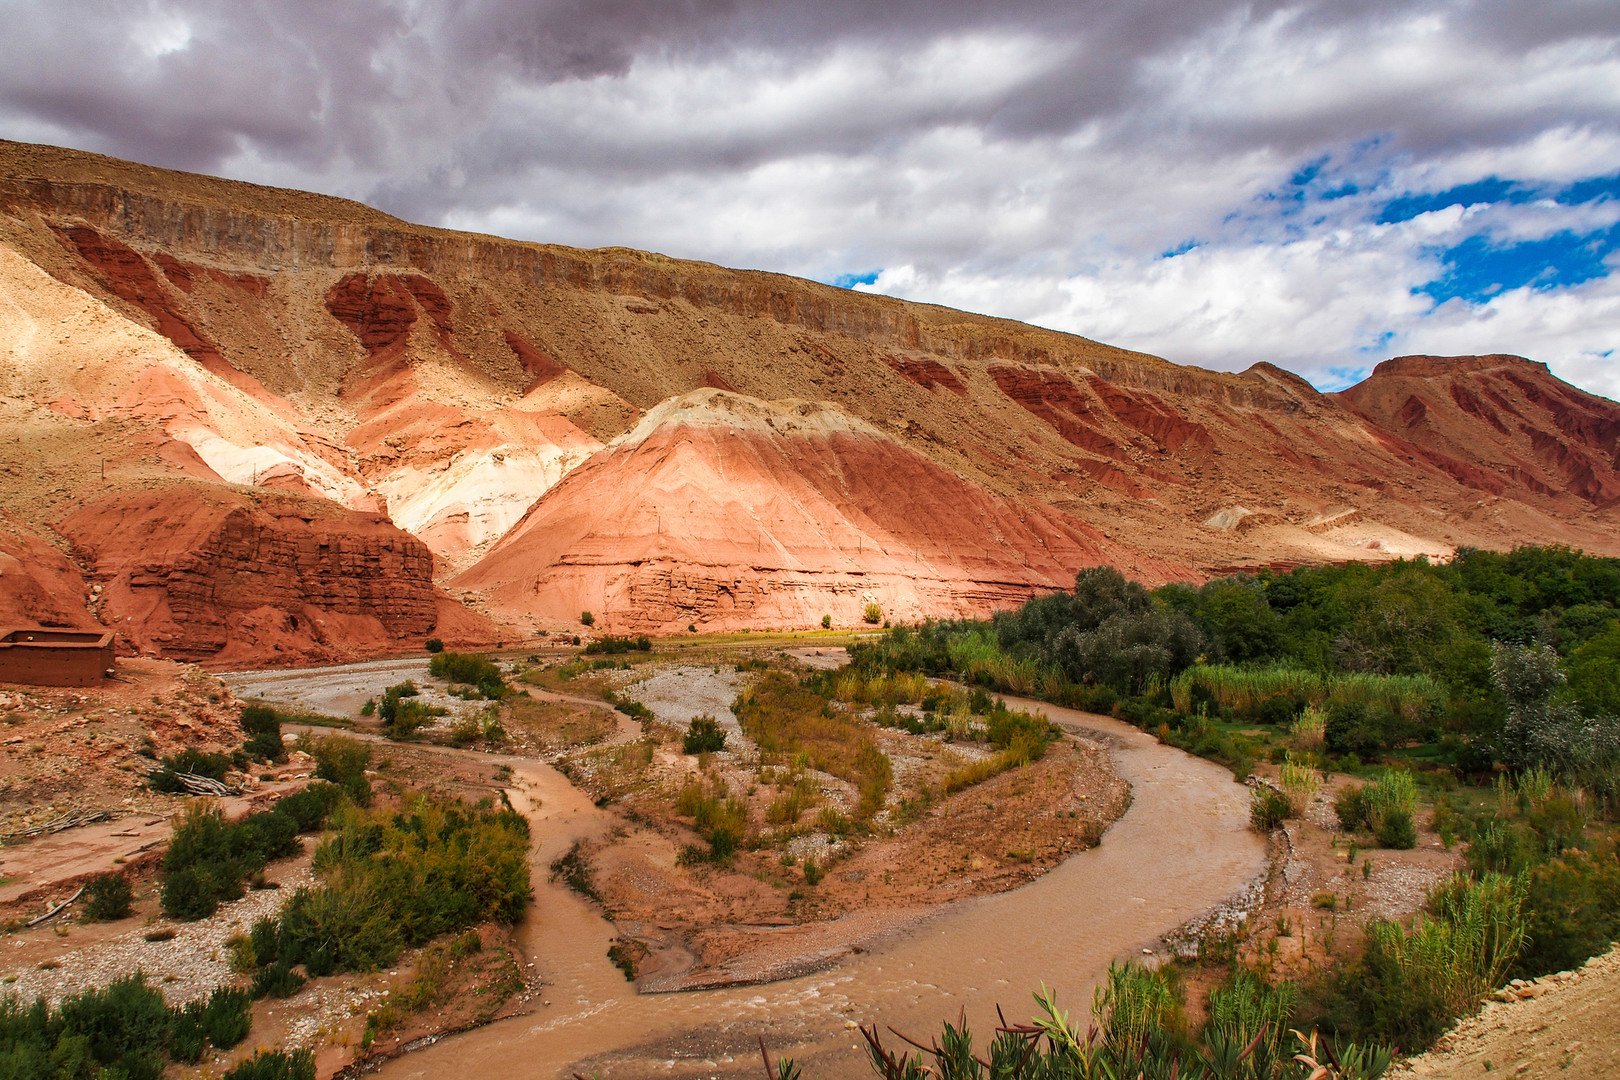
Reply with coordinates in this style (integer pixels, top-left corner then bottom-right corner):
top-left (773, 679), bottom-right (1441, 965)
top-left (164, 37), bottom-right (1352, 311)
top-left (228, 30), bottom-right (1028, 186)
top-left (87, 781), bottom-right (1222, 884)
top-left (1367, 354), bottom-right (1543, 379)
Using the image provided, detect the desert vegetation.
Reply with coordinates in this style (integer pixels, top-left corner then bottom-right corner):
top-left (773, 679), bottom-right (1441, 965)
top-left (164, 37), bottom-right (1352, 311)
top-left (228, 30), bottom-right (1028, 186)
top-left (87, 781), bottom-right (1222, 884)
top-left (844, 546), bottom-right (1620, 1065)
top-left (0, 975), bottom-right (254, 1079)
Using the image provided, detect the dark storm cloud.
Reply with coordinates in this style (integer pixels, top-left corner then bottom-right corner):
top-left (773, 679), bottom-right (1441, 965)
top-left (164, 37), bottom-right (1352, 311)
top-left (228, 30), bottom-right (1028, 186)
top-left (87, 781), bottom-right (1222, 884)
top-left (0, 1), bottom-right (1616, 395)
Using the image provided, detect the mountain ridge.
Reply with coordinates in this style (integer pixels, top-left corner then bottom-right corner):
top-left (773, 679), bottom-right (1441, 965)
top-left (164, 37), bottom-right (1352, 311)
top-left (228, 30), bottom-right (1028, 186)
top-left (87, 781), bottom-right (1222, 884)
top-left (0, 139), bottom-right (1615, 660)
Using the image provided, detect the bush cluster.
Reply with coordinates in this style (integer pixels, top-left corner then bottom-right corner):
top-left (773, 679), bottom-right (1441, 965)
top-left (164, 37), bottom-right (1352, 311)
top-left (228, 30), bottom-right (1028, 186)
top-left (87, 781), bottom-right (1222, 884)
top-left (81, 872), bottom-right (133, 922)
top-left (223, 1050), bottom-right (315, 1080)
top-left (241, 795), bottom-right (531, 982)
top-left (429, 651), bottom-right (509, 699)
top-left (378, 681), bottom-right (448, 738)
top-left (852, 547), bottom-right (1620, 778)
top-left (0, 975), bottom-right (251, 1079)
top-left (583, 635), bottom-right (652, 655)
top-left (239, 704), bottom-right (286, 763)
top-left (160, 782), bottom-right (343, 920)
top-left (675, 776), bottom-right (749, 861)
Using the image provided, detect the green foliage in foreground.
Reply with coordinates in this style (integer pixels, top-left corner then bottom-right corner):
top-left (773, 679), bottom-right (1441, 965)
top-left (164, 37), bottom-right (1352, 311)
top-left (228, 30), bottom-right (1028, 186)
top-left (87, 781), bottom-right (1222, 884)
top-left (1319, 873), bottom-right (1527, 1050)
top-left (843, 966), bottom-right (1389, 1080)
top-left (244, 794), bottom-right (531, 982)
top-left (0, 975), bottom-right (251, 1080)
top-left (223, 1049), bottom-right (315, 1080)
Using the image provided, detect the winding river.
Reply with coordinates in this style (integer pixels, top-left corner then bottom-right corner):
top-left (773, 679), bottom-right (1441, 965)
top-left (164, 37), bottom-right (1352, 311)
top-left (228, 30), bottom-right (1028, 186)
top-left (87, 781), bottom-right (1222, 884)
top-left (356, 695), bottom-right (1266, 1080)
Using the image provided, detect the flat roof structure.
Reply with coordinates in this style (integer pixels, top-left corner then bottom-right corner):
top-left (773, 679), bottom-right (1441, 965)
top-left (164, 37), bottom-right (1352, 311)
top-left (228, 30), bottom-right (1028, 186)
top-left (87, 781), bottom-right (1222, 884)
top-left (0, 627), bottom-right (116, 687)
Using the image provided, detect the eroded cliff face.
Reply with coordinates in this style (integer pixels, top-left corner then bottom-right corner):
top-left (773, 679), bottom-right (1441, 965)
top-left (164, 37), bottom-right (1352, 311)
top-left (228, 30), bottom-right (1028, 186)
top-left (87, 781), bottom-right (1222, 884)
top-left (58, 489), bottom-right (442, 664)
top-left (0, 138), bottom-right (1617, 654)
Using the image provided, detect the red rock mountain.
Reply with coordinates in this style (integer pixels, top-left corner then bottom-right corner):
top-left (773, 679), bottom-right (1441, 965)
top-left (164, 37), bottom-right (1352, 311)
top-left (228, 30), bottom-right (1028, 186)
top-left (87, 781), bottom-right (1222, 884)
top-left (0, 140), bottom-right (1616, 660)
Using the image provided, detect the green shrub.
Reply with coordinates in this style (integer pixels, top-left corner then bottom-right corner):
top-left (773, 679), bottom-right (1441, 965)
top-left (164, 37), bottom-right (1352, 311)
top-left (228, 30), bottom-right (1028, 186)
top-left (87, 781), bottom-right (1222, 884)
top-left (263, 796), bottom-right (531, 981)
top-left (250, 960), bottom-right (306, 999)
top-left (53, 975), bottom-right (174, 1077)
top-left (682, 715), bottom-right (727, 754)
top-left (428, 652), bottom-right (508, 699)
top-left (199, 986), bottom-right (252, 1050)
top-left (377, 681), bottom-right (446, 738)
top-left (1251, 786), bottom-right (1293, 831)
top-left (1327, 873), bottom-right (1526, 1050)
top-left (223, 1049), bottom-right (316, 1080)
top-left (82, 872), bottom-right (133, 921)
top-left (249, 916), bottom-right (281, 968)
top-left (1515, 842), bottom-right (1620, 978)
top-left (580, 610), bottom-right (595, 627)
top-left (278, 878), bottom-right (404, 976)
top-left (160, 783), bottom-right (342, 921)
top-left (305, 734), bottom-right (372, 806)
top-left (240, 705), bottom-right (286, 763)
top-left (425, 637), bottom-right (445, 653)
top-left (583, 635), bottom-right (653, 655)
top-left (1376, 808), bottom-right (1418, 850)
top-left (863, 602), bottom-right (883, 624)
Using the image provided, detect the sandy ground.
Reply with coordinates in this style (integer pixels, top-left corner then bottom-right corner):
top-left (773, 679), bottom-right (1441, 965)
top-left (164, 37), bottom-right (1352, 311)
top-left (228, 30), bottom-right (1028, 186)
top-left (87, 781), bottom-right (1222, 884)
top-left (1396, 946), bottom-right (1620, 1079)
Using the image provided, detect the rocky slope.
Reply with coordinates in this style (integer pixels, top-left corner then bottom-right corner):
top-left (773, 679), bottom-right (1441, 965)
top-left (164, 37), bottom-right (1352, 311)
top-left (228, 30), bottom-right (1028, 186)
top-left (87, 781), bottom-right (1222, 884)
top-left (0, 139), bottom-right (1616, 655)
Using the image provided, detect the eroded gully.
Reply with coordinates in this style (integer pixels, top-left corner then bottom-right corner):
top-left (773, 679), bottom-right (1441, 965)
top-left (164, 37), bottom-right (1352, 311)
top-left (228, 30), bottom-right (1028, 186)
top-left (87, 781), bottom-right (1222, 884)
top-left (356, 693), bottom-right (1264, 1080)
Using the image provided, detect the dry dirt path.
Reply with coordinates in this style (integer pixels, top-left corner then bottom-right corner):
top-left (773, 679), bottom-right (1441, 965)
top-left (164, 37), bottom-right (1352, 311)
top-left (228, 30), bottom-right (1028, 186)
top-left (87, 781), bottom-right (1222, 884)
top-left (0, 781), bottom-right (306, 908)
top-left (371, 693), bottom-right (1266, 1080)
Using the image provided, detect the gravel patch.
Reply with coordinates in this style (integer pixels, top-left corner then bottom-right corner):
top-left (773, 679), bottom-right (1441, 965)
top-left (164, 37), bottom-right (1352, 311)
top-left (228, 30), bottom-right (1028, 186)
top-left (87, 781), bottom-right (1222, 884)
top-left (627, 666), bottom-right (749, 747)
top-left (2, 866), bottom-right (313, 1006)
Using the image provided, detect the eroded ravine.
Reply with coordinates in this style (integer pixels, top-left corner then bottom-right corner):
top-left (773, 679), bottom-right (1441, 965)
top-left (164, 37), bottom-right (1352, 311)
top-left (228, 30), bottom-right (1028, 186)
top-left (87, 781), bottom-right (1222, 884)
top-left (371, 695), bottom-right (1266, 1080)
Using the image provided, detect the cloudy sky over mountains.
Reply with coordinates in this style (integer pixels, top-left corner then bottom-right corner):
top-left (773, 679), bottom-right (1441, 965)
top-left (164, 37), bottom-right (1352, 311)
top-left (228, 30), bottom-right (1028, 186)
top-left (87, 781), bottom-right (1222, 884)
top-left (2, 0), bottom-right (1616, 396)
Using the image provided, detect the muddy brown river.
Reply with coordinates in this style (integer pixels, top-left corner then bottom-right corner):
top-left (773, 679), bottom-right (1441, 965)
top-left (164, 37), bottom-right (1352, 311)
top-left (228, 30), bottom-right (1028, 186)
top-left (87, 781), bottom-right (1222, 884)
top-left (356, 695), bottom-right (1266, 1080)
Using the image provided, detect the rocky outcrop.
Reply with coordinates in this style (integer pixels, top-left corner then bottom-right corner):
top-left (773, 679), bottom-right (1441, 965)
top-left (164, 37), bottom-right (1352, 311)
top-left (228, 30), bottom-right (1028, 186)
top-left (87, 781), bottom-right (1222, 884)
top-left (0, 522), bottom-right (97, 630)
top-left (59, 489), bottom-right (438, 663)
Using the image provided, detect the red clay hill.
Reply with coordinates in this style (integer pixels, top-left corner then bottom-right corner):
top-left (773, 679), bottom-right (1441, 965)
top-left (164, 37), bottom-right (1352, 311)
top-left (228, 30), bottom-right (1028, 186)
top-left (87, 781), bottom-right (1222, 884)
top-left (0, 139), bottom-right (1616, 662)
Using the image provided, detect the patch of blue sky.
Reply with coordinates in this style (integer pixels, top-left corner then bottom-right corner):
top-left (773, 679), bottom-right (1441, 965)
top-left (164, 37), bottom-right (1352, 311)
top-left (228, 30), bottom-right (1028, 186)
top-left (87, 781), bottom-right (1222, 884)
top-left (1315, 365), bottom-right (1372, 392)
top-left (1159, 239), bottom-right (1199, 258)
top-left (1378, 173), bottom-right (1620, 224)
top-left (1556, 174), bottom-right (1620, 206)
top-left (1357, 329), bottom-right (1397, 355)
top-left (1376, 177), bottom-right (1532, 224)
top-left (1416, 224), bottom-right (1619, 305)
top-left (830, 269), bottom-right (880, 289)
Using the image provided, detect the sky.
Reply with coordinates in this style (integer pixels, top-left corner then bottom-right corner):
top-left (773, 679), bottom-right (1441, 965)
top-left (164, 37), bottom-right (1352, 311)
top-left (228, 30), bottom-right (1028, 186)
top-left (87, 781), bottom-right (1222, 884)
top-left (2, 1), bottom-right (1617, 398)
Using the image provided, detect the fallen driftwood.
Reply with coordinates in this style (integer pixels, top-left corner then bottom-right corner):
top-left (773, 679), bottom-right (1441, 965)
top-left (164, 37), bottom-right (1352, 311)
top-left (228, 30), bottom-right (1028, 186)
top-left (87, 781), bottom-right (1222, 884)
top-left (171, 771), bottom-right (241, 797)
top-left (2, 809), bottom-right (111, 844)
top-left (25, 885), bottom-right (86, 928)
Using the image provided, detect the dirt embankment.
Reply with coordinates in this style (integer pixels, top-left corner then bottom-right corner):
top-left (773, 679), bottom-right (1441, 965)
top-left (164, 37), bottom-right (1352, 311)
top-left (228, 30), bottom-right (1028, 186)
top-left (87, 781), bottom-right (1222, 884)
top-left (1395, 946), bottom-right (1620, 1079)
